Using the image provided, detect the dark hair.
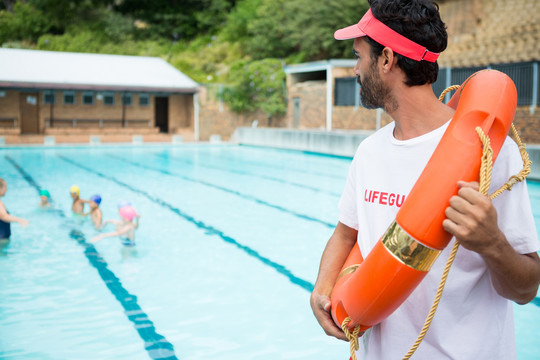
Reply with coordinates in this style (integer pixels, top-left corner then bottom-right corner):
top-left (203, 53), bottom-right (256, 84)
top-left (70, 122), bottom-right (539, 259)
top-left (365, 0), bottom-right (447, 86)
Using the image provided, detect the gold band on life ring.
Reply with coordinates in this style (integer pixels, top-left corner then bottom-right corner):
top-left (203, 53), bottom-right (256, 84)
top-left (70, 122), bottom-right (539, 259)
top-left (336, 264), bottom-right (361, 282)
top-left (382, 221), bottom-right (441, 272)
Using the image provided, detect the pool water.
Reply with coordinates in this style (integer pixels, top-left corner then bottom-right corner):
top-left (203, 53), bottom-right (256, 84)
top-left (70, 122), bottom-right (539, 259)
top-left (0, 145), bottom-right (538, 359)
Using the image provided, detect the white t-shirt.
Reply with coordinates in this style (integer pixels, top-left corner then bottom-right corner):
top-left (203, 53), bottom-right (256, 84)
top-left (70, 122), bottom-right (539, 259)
top-left (338, 121), bottom-right (539, 360)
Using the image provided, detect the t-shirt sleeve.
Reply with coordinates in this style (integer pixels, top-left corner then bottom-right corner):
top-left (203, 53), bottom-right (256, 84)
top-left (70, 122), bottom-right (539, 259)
top-left (338, 153), bottom-right (359, 230)
top-left (491, 138), bottom-right (540, 254)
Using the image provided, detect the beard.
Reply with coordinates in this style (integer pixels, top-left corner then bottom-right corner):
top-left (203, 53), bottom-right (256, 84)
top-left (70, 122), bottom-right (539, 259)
top-left (357, 62), bottom-right (394, 110)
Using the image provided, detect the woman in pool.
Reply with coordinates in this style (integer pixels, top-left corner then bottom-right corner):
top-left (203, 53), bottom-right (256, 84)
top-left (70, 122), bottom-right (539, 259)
top-left (0, 178), bottom-right (29, 240)
top-left (90, 205), bottom-right (139, 246)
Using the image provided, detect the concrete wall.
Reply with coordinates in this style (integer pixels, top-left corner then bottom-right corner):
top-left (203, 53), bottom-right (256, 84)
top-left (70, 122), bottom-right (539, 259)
top-left (231, 127), bottom-right (373, 157)
top-left (197, 86), bottom-right (285, 141)
top-left (169, 93), bottom-right (193, 132)
top-left (528, 145), bottom-right (540, 181)
top-left (232, 127), bottom-right (540, 181)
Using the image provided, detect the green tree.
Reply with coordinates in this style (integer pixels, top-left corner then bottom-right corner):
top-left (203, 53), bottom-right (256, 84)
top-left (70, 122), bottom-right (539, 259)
top-left (0, 1), bottom-right (50, 43)
top-left (221, 0), bottom-right (261, 43)
top-left (222, 58), bottom-right (286, 119)
top-left (224, 0), bottom-right (368, 62)
top-left (284, 0), bottom-right (369, 60)
top-left (114, 0), bottom-right (234, 40)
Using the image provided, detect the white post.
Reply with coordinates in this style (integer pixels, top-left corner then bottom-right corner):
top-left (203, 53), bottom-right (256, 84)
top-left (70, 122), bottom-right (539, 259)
top-left (531, 62), bottom-right (538, 115)
top-left (445, 67), bottom-right (452, 103)
top-left (194, 93), bottom-right (200, 141)
top-left (376, 108), bottom-right (382, 130)
top-left (326, 62), bottom-right (333, 131)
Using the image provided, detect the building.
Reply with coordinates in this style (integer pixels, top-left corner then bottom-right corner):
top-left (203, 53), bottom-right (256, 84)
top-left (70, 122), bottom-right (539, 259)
top-left (283, 0), bottom-right (540, 144)
top-left (0, 49), bottom-right (199, 142)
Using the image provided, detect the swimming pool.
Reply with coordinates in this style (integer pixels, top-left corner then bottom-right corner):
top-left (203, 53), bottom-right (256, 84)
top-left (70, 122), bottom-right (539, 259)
top-left (0, 144), bottom-right (538, 359)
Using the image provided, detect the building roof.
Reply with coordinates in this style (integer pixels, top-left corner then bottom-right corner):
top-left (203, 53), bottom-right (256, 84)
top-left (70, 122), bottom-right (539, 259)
top-left (0, 48), bottom-right (199, 93)
top-left (284, 60), bottom-right (357, 74)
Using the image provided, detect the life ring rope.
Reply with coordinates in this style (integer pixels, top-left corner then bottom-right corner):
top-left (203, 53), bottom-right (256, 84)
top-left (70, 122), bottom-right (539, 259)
top-left (341, 85), bottom-right (532, 360)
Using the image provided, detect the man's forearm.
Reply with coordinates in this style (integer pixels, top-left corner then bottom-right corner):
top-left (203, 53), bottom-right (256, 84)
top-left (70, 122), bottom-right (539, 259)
top-left (482, 232), bottom-right (540, 304)
top-left (313, 223), bottom-right (358, 296)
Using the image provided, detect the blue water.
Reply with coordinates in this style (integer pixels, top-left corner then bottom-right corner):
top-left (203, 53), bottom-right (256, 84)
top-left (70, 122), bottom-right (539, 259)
top-left (0, 145), bottom-right (538, 359)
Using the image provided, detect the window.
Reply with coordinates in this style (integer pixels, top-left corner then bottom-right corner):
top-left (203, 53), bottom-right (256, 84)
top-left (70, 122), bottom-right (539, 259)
top-left (139, 93), bottom-right (150, 106)
top-left (63, 91), bottom-right (75, 105)
top-left (43, 91), bottom-right (56, 104)
top-left (122, 93), bottom-right (132, 106)
top-left (82, 92), bottom-right (94, 105)
top-left (103, 92), bottom-right (115, 106)
top-left (433, 62), bottom-right (540, 107)
top-left (450, 66), bottom-right (485, 87)
top-left (492, 62), bottom-right (535, 106)
top-left (334, 77), bottom-right (357, 106)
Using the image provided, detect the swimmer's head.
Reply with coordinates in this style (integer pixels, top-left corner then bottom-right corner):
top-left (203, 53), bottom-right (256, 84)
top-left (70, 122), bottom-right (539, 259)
top-left (39, 189), bottom-right (51, 198)
top-left (119, 205), bottom-right (137, 222)
top-left (89, 194), bottom-right (102, 208)
top-left (70, 185), bottom-right (80, 198)
top-left (117, 200), bottom-right (132, 209)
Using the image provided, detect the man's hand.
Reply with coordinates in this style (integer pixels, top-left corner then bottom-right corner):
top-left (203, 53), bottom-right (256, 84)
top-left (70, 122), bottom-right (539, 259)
top-left (310, 292), bottom-right (350, 341)
top-left (442, 181), bottom-right (503, 254)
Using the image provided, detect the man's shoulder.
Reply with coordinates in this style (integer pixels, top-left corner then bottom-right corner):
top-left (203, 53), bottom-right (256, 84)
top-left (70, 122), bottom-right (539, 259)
top-left (355, 121), bottom-right (395, 155)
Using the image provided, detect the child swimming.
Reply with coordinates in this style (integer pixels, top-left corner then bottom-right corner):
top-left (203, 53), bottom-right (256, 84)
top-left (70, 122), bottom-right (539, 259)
top-left (0, 178), bottom-right (29, 240)
top-left (70, 185), bottom-right (86, 214)
top-left (39, 189), bottom-right (51, 207)
top-left (84, 194), bottom-right (102, 228)
top-left (91, 205), bottom-right (139, 246)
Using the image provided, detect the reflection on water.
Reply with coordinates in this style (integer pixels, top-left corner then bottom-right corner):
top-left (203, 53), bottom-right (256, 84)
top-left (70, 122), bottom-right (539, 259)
top-left (0, 238), bottom-right (10, 256)
top-left (121, 246), bottom-right (138, 260)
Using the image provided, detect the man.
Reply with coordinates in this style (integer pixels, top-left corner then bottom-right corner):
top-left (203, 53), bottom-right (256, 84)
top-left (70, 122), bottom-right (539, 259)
top-left (310, 0), bottom-right (540, 359)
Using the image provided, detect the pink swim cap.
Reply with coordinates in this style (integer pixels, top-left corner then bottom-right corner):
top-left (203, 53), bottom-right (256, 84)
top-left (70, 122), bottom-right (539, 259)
top-left (119, 205), bottom-right (137, 221)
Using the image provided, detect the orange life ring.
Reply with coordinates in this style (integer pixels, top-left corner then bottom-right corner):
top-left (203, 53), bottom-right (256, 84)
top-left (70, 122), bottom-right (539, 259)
top-left (331, 70), bottom-right (518, 331)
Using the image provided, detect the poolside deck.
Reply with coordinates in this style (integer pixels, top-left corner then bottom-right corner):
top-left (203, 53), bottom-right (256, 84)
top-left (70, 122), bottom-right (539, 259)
top-left (0, 127), bottom-right (195, 145)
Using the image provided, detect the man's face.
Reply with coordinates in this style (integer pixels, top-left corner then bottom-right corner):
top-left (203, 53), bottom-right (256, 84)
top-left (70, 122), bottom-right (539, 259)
top-left (70, 192), bottom-right (78, 199)
top-left (0, 184), bottom-right (6, 197)
top-left (353, 38), bottom-right (392, 110)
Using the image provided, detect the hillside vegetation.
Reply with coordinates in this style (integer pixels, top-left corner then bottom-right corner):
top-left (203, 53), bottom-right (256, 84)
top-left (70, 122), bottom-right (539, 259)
top-left (0, 0), bottom-right (368, 118)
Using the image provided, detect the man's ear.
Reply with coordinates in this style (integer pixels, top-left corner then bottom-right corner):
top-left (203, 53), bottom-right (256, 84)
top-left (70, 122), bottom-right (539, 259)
top-left (381, 47), bottom-right (395, 73)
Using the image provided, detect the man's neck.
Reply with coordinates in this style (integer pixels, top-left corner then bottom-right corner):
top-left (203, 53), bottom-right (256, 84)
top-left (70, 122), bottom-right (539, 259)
top-left (386, 83), bottom-right (455, 140)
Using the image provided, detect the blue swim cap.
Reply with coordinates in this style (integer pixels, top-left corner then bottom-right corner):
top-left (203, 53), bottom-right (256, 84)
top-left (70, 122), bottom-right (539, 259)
top-left (117, 200), bottom-right (131, 209)
top-left (90, 194), bottom-right (102, 206)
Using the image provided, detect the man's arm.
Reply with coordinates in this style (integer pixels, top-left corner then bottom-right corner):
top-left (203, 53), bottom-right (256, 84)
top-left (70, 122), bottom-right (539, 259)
top-left (443, 181), bottom-right (540, 304)
top-left (310, 222), bottom-right (358, 341)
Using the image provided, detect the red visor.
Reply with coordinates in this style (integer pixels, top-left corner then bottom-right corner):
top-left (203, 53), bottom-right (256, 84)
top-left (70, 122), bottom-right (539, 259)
top-left (334, 9), bottom-right (440, 62)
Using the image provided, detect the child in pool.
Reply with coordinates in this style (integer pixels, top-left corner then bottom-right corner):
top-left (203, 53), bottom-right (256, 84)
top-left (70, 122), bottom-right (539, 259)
top-left (39, 189), bottom-right (51, 207)
top-left (70, 185), bottom-right (86, 214)
top-left (0, 178), bottom-right (29, 239)
top-left (91, 205), bottom-right (139, 246)
top-left (84, 194), bottom-right (102, 228)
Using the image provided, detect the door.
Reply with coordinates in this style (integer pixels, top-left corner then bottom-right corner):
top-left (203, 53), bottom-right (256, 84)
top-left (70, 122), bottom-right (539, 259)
top-left (155, 96), bottom-right (169, 133)
top-left (20, 92), bottom-right (39, 134)
top-left (292, 97), bottom-right (301, 128)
